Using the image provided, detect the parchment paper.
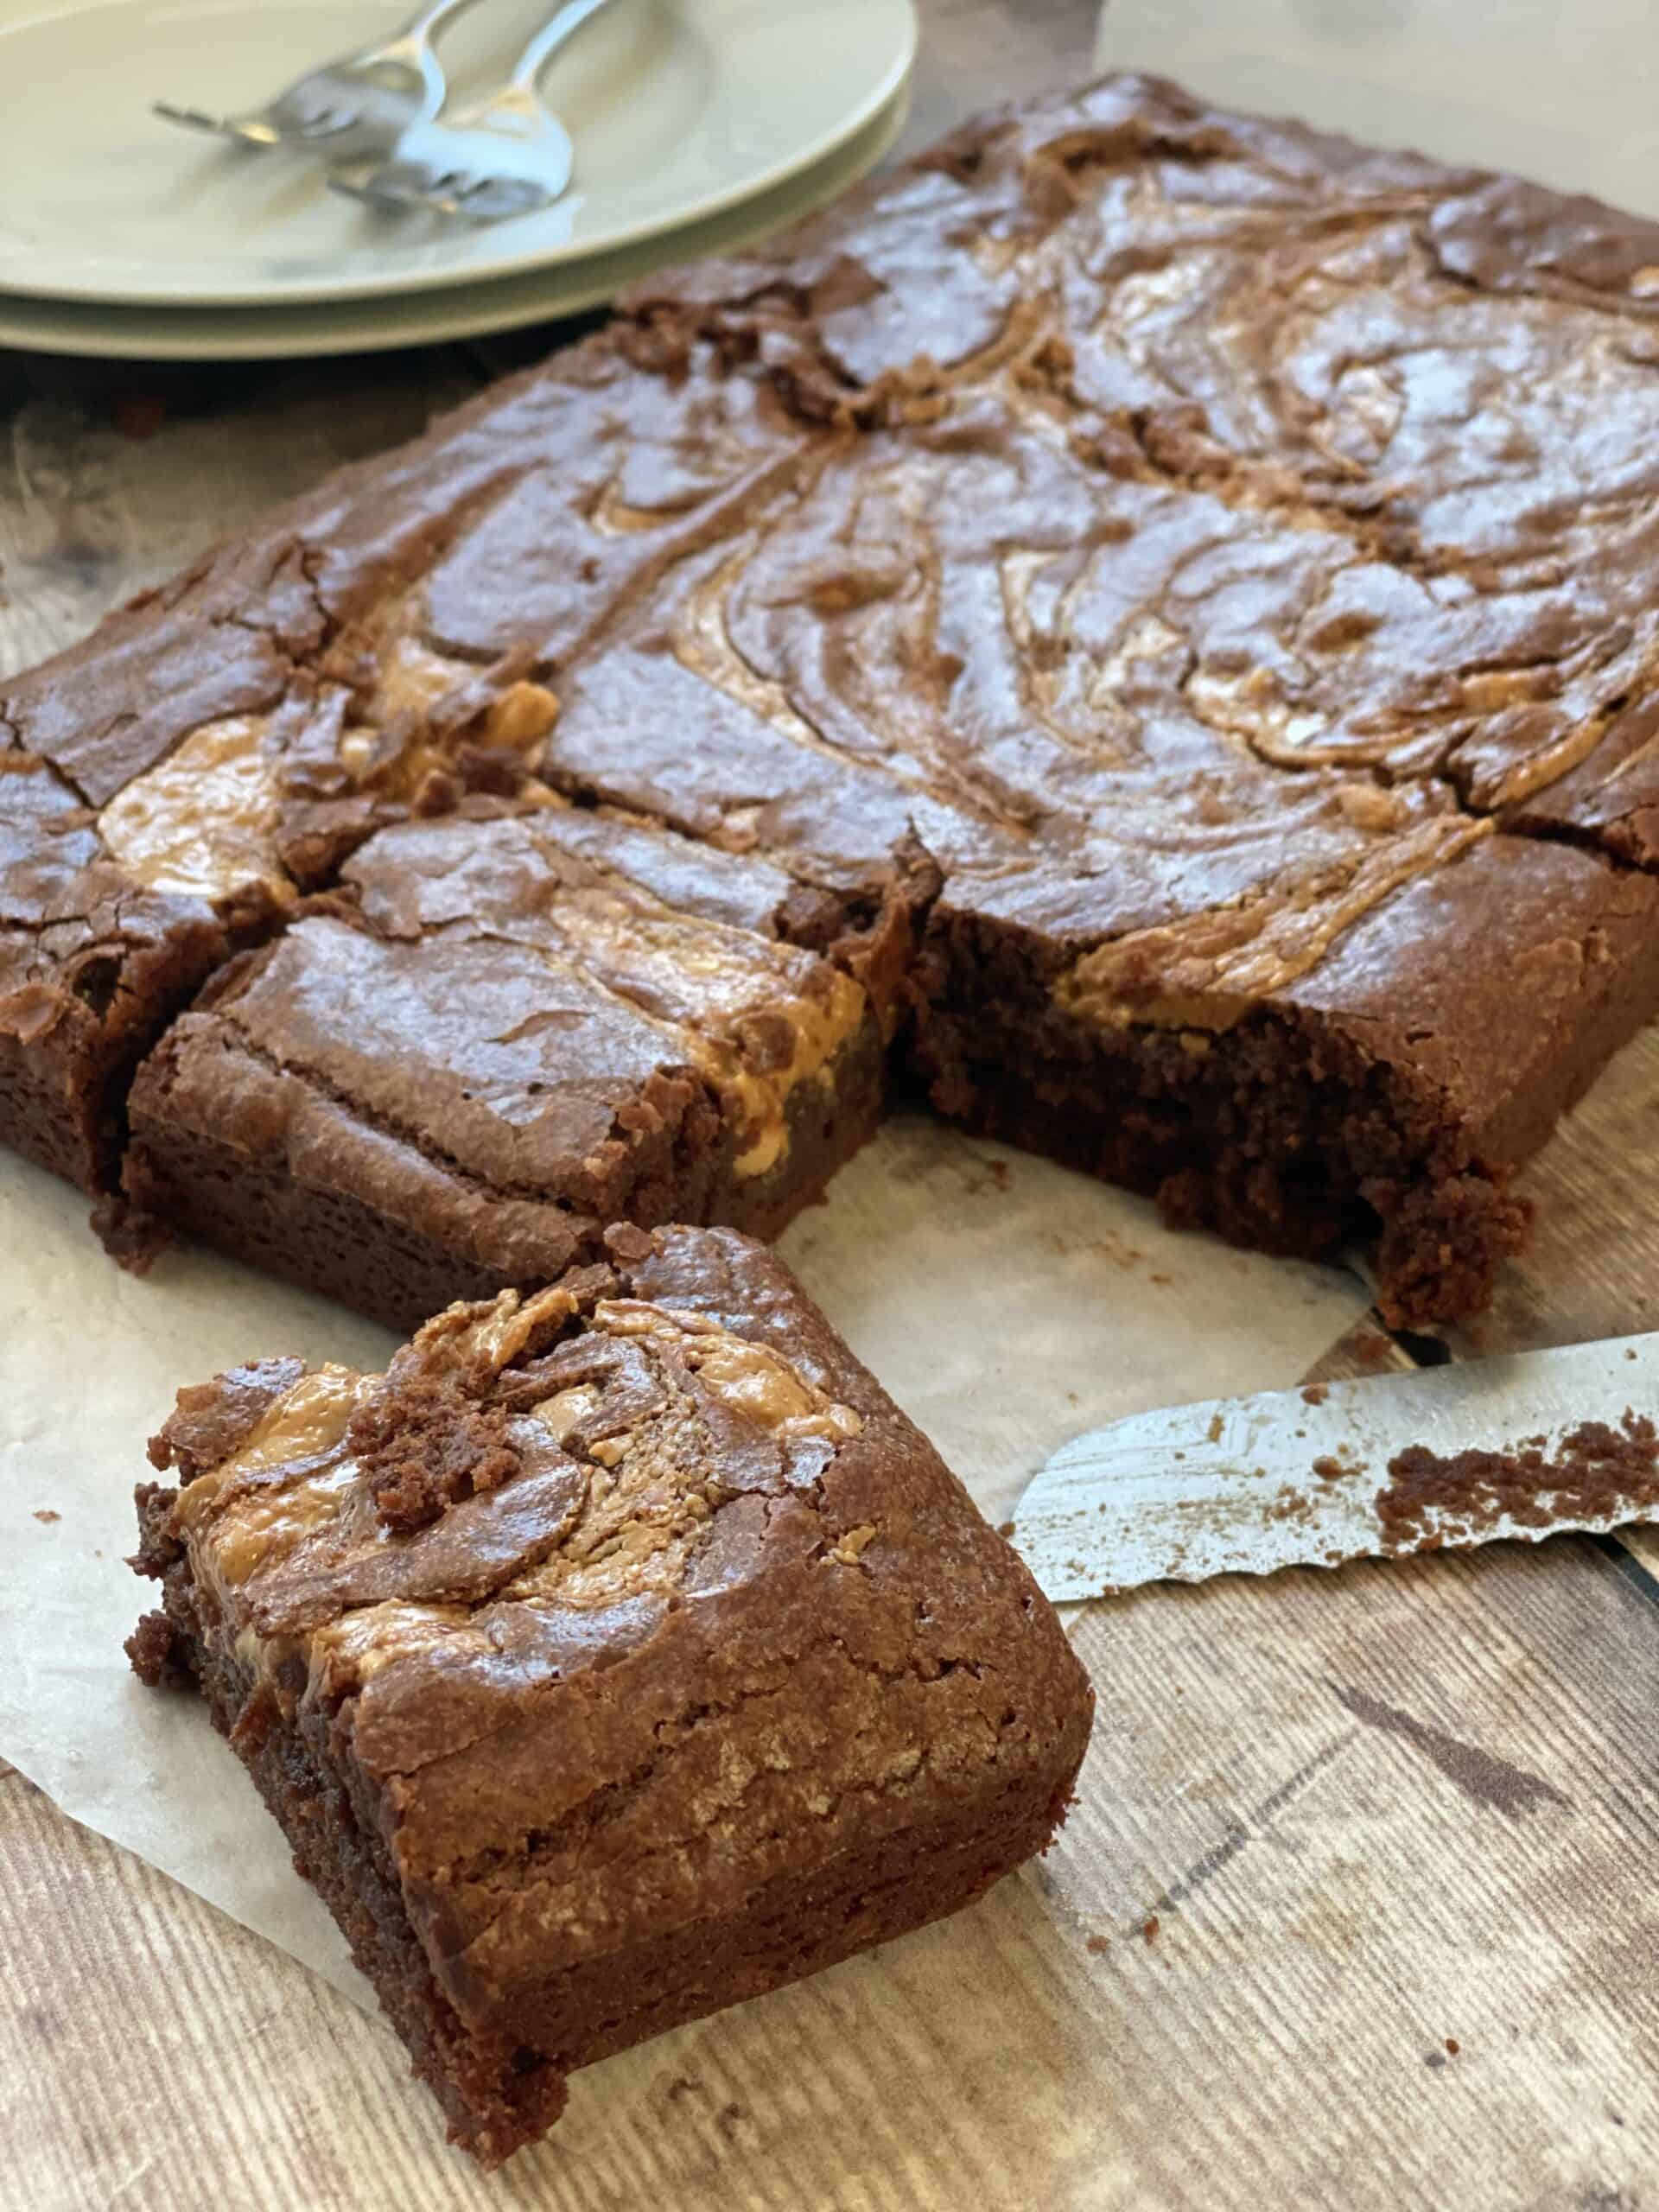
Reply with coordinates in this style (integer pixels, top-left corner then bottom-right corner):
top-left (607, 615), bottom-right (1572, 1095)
top-left (0, 1116), bottom-right (1364, 2006)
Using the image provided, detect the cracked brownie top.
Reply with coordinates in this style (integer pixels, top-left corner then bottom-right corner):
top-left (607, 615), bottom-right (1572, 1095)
top-left (12, 68), bottom-right (1659, 1312)
top-left (609, 68), bottom-right (1659, 915)
top-left (22, 73), bottom-right (1659, 977)
top-left (138, 1222), bottom-right (1090, 2018)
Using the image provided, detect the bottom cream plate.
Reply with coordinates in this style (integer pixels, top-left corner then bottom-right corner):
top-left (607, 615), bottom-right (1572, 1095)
top-left (0, 80), bottom-right (907, 361)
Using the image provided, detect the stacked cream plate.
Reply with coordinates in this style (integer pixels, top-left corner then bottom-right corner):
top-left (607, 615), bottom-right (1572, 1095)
top-left (0, 0), bottom-right (915, 358)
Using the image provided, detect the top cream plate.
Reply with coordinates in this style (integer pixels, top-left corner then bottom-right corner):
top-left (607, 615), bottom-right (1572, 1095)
top-left (0, 0), bottom-right (916, 307)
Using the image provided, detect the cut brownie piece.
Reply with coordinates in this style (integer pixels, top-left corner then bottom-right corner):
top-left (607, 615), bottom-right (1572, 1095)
top-left (0, 747), bottom-right (251, 1193)
top-left (0, 331), bottom-right (810, 1197)
top-left (123, 812), bottom-right (887, 1331)
top-left (129, 1224), bottom-right (1093, 2166)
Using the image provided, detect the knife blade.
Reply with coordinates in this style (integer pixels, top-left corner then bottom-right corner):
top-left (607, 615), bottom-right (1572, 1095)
top-left (1012, 1332), bottom-right (1659, 1603)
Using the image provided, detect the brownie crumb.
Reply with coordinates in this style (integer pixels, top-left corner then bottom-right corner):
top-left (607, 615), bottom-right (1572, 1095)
top-left (1357, 1334), bottom-right (1394, 1369)
top-left (1301, 1383), bottom-right (1330, 1407)
top-left (352, 1378), bottom-right (522, 1532)
top-left (1376, 1411), bottom-right (1659, 1548)
top-left (32, 1509), bottom-right (60, 1524)
top-left (1312, 1456), bottom-right (1347, 1483)
top-left (90, 1193), bottom-right (168, 1276)
top-left (1445, 2037), bottom-right (1460, 2056)
top-left (1086, 1933), bottom-right (1111, 1955)
top-left (1142, 1916), bottom-right (1160, 1944)
top-left (125, 1609), bottom-right (189, 1689)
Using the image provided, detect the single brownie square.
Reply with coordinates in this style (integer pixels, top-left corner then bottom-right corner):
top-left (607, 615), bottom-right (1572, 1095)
top-left (122, 811), bottom-right (890, 1331)
top-left (129, 1224), bottom-right (1093, 2166)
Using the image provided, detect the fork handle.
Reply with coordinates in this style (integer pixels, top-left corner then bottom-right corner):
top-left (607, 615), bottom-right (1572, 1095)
top-left (509, 0), bottom-right (618, 90)
top-left (395, 0), bottom-right (489, 47)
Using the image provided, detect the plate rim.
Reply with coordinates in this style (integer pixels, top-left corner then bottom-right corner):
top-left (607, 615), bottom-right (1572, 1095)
top-left (0, 0), bottom-right (916, 308)
top-left (0, 77), bottom-right (909, 359)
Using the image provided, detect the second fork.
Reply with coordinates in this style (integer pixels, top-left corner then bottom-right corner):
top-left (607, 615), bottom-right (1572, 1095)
top-left (330, 0), bottom-right (620, 221)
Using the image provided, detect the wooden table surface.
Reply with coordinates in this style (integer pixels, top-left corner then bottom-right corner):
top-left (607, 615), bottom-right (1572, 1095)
top-left (5, 5), bottom-right (1659, 2207)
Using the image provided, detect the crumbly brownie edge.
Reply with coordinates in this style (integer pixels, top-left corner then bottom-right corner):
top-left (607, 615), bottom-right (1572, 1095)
top-left (120, 1108), bottom-right (572, 1336)
top-left (130, 1390), bottom-right (1090, 2173)
top-left (707, 1007), bottom-right (887, 1243)
top-left (133, 1520), bottom-right (1072, 2168)
top-left (906, 931), bottom-right (1521, 1328)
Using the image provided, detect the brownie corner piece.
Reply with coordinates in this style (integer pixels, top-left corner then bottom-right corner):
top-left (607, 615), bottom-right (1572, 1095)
top-left (129, 1224), bottom-right (1092, 2163)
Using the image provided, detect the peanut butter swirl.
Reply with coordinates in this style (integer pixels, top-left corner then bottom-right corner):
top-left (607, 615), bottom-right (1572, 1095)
top-left (99, 717), bottom-right (289, 904)
top-left (173, 1265), bottom-right (866, 1697)
top-left (1056, 813), bottom-right (1493, 1033)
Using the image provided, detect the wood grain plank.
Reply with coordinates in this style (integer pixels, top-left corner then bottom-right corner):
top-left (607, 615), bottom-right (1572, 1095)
top-left (0, 1773), bottom-right (477, 2212)
top-left (7, 1534), bottom-right (1659, 2212)
top-left (1045, 1539), bottom-right (1659, 2211)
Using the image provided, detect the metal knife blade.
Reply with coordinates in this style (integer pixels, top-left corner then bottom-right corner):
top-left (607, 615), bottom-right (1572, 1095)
top-left (1013, 1332), bottom-right (1658, 1603)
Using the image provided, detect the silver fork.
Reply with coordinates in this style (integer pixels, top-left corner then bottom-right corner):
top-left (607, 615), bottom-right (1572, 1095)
top-left (153, 0), bottom-right (487, 159)
top-left (330, 0), bottom-right (618, 222)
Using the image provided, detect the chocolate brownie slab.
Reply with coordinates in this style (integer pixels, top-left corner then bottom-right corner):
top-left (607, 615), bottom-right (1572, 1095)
top-left (537, 372), bottom-right (1659, 1319)
top-left (18, 73), bottom-right (1659, 1319)
top-left (129, 1224), bottom-right (1093, 2166)
top-left (607, 75), bottom-right (1659, 1317)
top-left (123, 812), bottom-right (886, 1331)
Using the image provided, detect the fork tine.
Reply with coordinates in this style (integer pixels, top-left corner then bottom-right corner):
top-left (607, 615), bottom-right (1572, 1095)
top-left (359, 160), bottom-right (455, 200)
top-left (151, 99), bottom-right (231, 134)
top-left (154, 100), bottom-right (287, 149)
top-left (327, 174), bottom-right (424, 214)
